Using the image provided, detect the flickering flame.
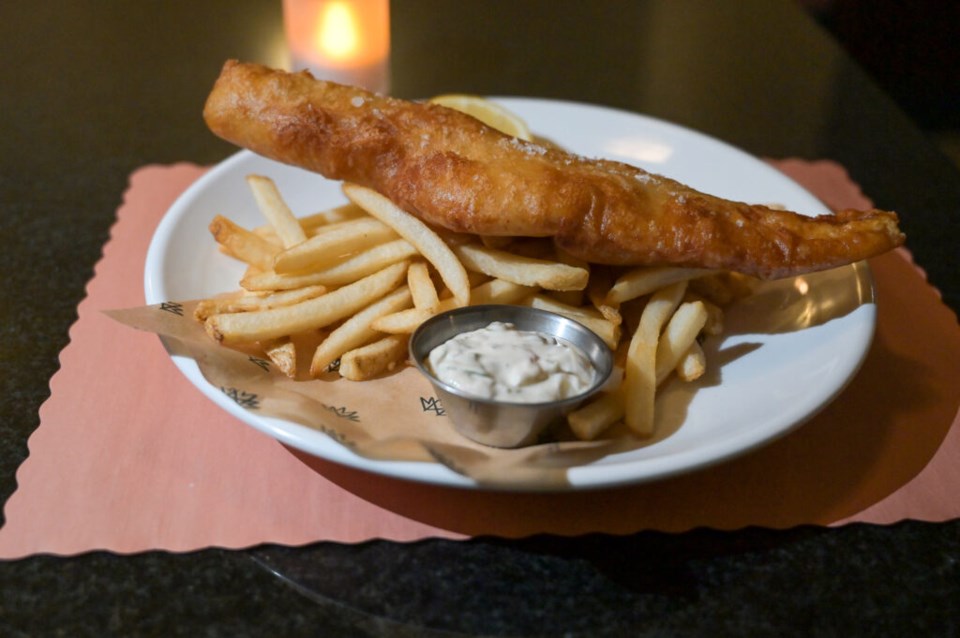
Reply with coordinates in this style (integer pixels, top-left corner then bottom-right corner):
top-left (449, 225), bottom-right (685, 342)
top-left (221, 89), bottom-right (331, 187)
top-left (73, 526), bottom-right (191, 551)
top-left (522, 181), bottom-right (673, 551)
top-left (314, 2), bottom-right (362, 62)
top-left (284, 0), bottom-right (390, 89)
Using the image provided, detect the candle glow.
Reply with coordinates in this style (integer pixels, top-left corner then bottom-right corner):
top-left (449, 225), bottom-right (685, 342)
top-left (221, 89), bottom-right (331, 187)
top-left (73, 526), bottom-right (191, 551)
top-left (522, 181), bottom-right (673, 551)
top-left (284, 0), bottom-right (390, 92)
top-left (314, 2), bottom-right (361, 63)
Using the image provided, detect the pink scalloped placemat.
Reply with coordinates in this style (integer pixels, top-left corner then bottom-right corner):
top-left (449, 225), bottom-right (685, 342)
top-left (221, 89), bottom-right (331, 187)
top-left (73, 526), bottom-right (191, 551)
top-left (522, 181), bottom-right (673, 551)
top-left (0, 159), bottom-right (957, 558)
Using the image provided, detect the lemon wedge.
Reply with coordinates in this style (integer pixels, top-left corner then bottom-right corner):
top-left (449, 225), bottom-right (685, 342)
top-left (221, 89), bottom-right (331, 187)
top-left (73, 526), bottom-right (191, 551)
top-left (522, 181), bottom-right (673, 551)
top-left (429, 94), bottom-right (533, 141)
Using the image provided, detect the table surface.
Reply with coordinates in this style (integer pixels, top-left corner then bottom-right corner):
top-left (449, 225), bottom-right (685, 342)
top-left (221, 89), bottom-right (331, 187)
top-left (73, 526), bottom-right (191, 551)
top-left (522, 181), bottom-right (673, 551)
top-left (2, 1), bottom-right (958, 635)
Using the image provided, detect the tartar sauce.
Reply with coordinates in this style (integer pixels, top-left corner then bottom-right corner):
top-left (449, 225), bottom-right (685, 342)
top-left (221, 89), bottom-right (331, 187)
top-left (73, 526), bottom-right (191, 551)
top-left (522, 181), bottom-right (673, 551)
top-left (426, 321), bottom-right (595, 403)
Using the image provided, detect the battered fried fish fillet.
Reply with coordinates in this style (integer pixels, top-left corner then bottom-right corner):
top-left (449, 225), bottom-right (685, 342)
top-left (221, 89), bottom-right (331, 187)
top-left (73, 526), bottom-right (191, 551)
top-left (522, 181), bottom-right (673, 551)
top-left (203, 60), bottom-right (904, 279)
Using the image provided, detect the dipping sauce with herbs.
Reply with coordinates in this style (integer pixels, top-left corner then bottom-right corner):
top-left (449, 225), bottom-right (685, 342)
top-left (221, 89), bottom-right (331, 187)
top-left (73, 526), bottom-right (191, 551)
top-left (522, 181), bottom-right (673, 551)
top-left (425, 321), bottom-right (595, 403)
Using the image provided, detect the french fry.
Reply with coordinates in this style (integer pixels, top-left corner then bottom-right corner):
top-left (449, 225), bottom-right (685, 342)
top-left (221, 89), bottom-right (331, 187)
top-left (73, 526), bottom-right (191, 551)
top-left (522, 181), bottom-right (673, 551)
top-left (261, 337), bottom-right (297, 378)
top-left (623, 281), bottom-right (687, 435)
top-left (344, 183), bottom-right (471, 306)
top-left (309, 286), bottom-right (413, 376)
top-left (205, 261), bottom-right (409, 345)
top-left (453, 243), bottom-right (589, 291)
top-left (453, 277), bottom-right (535, 305)
top-left (586, 266), bottom-right (622, 325)
top-left (567, 388), bottom-right (624, 441)
top-left (596, 302), bottom-right (622, 326)
top-left (372, 278), bottom-right (536, 334)
top-left (675, 341), bottom-right (706, 382)
top-left (654, 300), bottom-right (708, 384)
top-left (465, 269), bottom-right (492, 288)
top-left (241, 239), bottom-right (418, 291)
top-left (253, 202), bottom-right (366, 239)
top-left (299, 202), bottom-right (366, 232)
top-left (246, 174), bottom-right (307, 248)
top-left (520, 294), bottom-right (621, 349)
top-left (194, 285), bottom-right (328, 320)
top-left (549, 248), bottom-right (590, 305)
top-left (407, 261), bottom-right (440, 311)
top-left (606, 266), bottom-right (710, 305)
top-left (370, 307), bottom-right (435, 334)
top-left (209, 215), bottom-right (279, 270)
top-left (273, 217), bottom-right (398, 273)
top-left (339, 335), bottom-right (409, 381)
top-left (684, 292), bottom-right (725, 335)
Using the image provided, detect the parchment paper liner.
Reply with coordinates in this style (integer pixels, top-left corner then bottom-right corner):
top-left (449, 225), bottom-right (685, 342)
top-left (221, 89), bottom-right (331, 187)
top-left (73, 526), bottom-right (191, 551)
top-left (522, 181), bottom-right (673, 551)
top-left (108, 298), bottom-right (654, 488)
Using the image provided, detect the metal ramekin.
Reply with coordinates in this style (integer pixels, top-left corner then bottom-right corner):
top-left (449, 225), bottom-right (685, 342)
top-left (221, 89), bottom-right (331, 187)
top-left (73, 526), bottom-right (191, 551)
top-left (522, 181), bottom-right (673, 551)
top-left (409, 304), bottom-right (613, 448)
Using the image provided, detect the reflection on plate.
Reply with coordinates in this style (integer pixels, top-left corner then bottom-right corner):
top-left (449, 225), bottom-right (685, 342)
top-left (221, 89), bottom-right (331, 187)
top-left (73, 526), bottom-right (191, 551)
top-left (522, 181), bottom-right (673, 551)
top-left (144, 98), bottom-right (875, 490)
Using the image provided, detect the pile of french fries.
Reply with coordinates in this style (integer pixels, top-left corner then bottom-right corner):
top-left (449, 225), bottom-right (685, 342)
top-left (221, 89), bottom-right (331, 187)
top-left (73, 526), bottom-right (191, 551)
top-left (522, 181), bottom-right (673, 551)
top-left (196, 172), bottom-right (752, 442)
top-left (196, 104), bottom-right (753, 442)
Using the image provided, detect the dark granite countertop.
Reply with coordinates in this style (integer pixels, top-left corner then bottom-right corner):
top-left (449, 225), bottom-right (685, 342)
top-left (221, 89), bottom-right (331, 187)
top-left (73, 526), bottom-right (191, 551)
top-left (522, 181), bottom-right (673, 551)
top-left (1, 1), bottom-right (957, 635)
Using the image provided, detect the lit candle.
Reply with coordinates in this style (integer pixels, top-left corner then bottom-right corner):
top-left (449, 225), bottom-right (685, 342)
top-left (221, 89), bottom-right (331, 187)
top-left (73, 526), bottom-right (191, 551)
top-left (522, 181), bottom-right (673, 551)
top-left (283, 0), bottom-right (390, 93)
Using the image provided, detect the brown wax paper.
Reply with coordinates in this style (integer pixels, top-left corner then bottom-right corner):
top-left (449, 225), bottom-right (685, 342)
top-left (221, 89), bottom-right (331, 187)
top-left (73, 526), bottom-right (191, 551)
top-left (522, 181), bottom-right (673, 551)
top-left (107, 300), bottom-right (646, 489)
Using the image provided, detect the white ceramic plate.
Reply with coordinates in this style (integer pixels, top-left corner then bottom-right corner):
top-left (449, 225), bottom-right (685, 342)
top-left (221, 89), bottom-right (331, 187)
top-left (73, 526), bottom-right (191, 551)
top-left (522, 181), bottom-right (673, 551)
top-left (144, 98), bottom-right (875, 490)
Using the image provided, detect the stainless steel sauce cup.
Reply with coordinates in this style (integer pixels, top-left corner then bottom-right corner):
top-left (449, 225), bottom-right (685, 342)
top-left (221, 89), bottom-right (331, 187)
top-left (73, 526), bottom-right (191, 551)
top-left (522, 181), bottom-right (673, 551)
top-left (409, 305), bottom-right (614, 448)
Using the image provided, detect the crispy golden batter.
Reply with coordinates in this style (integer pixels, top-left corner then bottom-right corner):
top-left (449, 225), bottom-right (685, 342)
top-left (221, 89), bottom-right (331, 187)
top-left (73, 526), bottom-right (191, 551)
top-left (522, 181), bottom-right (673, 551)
top-left (203, 60), bottom-right (904, 279)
